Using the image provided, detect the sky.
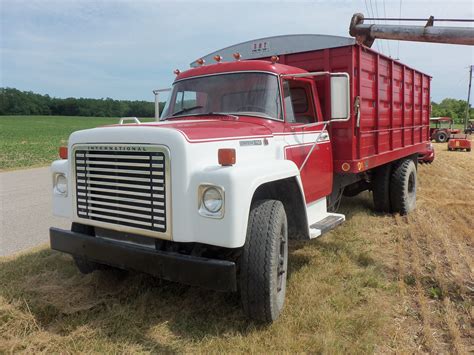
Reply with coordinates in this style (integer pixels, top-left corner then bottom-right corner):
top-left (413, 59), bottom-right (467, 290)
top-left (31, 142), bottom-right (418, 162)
top-left (1, 0), bottom-right (473, 103)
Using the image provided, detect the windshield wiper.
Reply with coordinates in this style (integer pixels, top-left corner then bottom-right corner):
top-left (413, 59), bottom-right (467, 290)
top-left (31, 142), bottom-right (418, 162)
top-left (164, 111), bottom-right (240, 120)
top-left (172, 105), bottom-right (203, 116)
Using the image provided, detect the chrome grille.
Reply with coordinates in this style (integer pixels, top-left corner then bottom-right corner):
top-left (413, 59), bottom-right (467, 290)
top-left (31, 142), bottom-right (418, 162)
top-left (74, 145), bottom-right (169, 236)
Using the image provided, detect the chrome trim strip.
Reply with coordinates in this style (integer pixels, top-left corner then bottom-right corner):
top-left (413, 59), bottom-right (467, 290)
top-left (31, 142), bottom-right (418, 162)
top-left (78, 160), bottom-right (162, 168)
top-left (78, 180), bottom-right (164, 191)
top-left (77, 173), bottom-right (162, 183)
top-left (82, 153), bottom-right (164, 160)
top-left (76, 166), bottom-right (164, 176)
top-left (78, 199), bottom-right (153, 212)
top-left (81, 206), bottom-right (162, 219)
top-left (80, 186), bottom-right (158, 198)
top-left (87, 212), bottom-right (154, 227)
top-left (80, 193), bottom-right (163, 206)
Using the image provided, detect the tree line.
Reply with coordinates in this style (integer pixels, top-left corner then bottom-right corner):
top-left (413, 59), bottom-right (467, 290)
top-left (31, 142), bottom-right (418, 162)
top-left (431, 98), bottom-right (473, 124)
top-left (0, 87), bottom-right (164, 118)
top-left (0, 87), bottom-right (472, 122)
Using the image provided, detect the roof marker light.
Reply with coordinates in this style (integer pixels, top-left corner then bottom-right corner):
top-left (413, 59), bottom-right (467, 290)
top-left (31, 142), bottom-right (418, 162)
top-left (213, 55), bottom-right (223, 62)
top-left (196, 58), bottom-right (205, 66)
top-left (271, 55), bottom-right (279, 64)
top-left (173, 69), bottom-right (181, 75)
top-left (233, 52), bottom-right (242, 61)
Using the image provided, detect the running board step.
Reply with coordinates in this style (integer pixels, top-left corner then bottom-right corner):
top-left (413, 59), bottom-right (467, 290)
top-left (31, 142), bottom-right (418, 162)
top-left (309, 214), bottom-right (345, 239)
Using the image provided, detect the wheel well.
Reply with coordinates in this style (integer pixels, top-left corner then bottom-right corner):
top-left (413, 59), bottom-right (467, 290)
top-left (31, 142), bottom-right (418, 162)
top-left (251, 177), bottom-right (309, 240)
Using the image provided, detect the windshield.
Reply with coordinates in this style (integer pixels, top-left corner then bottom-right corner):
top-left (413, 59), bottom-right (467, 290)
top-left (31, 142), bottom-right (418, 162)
top-left (161, 72), bottom-right (282, 120)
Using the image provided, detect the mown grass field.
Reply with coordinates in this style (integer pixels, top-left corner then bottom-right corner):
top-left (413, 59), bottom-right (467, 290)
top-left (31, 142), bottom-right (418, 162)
top-left (0, 116), bottom-right (154, 170)
top-left (0, 143), bottom-right (472, 353)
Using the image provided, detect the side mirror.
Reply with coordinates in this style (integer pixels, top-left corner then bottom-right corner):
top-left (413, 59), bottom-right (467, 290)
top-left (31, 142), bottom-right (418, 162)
top-left (152, 88), bottom-right (171, 121)
top-left (330, 75), bottom-right (350, 121)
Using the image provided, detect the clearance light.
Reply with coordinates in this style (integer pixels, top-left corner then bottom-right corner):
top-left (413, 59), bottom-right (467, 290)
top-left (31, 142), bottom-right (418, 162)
top-left (173, 69), bottom-right (181, 75)
top-left (233, 52), bottom-right (242, 61)
top-left (271, 55), bottom-right (279, 64)
top-left (196, 58), bottom-right (205, 66)
top-left (213, 55), bottom-right (223, 62)
top-left (59, 146), bottom-right (68, 159)
top-left (218, 148), bottom-right (236, 166)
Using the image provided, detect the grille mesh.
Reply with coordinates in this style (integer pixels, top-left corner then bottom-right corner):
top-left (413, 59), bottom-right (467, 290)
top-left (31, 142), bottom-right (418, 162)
top-left (74, 147), bottom-right (167, 233)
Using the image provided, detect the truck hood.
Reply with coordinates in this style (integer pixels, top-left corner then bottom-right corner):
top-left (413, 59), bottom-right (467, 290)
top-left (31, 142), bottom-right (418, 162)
top-left (114, 118), bottom-right (274, 143)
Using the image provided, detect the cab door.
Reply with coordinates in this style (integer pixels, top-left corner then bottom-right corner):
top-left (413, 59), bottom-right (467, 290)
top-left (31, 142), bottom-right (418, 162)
top-left (282, 78), bottom-right (333, 204)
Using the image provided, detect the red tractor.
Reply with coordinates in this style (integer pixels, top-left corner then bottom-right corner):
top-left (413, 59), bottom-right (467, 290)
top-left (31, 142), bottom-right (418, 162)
top-left (430, 117), bottom-right (460, 143)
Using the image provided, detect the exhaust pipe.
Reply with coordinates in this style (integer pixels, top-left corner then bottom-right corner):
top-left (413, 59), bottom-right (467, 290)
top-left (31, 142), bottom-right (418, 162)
top-left (349, 13), bottom-right (474, 47)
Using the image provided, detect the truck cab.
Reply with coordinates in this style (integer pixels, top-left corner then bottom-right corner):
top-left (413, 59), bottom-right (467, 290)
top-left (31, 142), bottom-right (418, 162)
top-left (50, 35), bottom-right (429, 322)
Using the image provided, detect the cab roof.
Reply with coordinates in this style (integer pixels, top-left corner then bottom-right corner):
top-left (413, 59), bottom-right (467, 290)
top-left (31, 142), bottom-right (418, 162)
top-left (175, 60), bottom-right (307, 81)
top-left (430, 117), bottom-right (453, 122)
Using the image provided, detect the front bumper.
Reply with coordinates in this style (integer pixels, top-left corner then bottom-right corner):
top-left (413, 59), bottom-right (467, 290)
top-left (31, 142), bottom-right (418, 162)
top-left (50, 227), bottom-right (237, 291)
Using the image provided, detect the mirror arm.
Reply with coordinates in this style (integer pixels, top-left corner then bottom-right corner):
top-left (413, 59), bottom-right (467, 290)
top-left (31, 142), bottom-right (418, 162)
top-left (299, 121), bottom-right (330, 172)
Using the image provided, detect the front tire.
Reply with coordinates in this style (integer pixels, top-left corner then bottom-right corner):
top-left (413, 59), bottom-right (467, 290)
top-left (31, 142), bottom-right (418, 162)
top-left (390, 159), bottom-right (417, 215)
top-left (240, 199), bottom-right (288, 323)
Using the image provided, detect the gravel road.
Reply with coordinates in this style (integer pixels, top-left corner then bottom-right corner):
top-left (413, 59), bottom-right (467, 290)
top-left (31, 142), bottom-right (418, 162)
top-left (0, 167), bottom-right (69, 257)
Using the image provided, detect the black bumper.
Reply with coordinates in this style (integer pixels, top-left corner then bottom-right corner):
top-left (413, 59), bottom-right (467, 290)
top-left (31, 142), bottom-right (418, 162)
top-left (50, 227), bottom-right (237, 292)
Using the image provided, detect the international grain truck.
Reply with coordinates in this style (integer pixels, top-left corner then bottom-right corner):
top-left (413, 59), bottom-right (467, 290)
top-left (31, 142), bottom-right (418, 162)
top-left (50, 34), bottom-right (431, 322)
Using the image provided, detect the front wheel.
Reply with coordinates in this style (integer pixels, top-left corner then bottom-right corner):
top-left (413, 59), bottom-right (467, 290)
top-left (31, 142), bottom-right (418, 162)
top-left (240, 199), bottom-right (288, 323)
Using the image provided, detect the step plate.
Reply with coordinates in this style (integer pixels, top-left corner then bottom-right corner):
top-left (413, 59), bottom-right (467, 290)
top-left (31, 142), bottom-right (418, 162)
top-left (310, 215), bottom-right (345, 235)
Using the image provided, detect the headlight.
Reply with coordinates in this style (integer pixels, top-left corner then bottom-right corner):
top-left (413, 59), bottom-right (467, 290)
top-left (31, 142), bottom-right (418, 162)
top-left (54, 173), bottom-right (68, 195)
top-left (203, 187), bottom-right (223, 212)
top-left (198, 185), bottom-right (224, 218)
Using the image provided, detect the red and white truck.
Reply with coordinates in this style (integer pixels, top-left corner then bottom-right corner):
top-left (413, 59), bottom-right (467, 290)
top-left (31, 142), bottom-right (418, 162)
top-left (50, 34), bottom-right (431, 322)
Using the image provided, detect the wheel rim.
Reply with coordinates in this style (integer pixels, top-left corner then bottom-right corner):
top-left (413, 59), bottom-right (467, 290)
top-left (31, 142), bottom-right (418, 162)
top-left (277, 224), bottom-right (287, 293)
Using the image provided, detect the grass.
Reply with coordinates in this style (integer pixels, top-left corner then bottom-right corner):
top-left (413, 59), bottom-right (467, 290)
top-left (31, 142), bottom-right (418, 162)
top-left (1, 143), bottom-right (472, 353)
top-left (0, 116), bottom-right (154, 170)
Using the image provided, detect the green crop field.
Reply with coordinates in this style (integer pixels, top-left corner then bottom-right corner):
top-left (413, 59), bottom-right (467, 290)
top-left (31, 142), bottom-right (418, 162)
top-left (0, 116), bottom-right (155, 170)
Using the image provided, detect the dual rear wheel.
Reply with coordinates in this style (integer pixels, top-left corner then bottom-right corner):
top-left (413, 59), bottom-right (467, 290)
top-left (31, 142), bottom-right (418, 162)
top-left (372, 158), bottom-right (417, 215)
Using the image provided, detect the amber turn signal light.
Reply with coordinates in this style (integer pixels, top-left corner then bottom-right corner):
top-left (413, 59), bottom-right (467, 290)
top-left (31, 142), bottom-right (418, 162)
top-left (59, 146), bottom-right (68, 159)
top-left (218, 148), bottom-right (236, 166)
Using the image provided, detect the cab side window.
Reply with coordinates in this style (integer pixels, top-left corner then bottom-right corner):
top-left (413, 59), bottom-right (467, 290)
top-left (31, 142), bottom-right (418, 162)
top-left (282, 80), bottom-right (316, 124)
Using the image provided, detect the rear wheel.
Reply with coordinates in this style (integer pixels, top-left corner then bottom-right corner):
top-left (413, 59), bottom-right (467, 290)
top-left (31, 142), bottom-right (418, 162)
top-left (372, 164), bottom-right (392, 213)
top-left (240, 199), bottom-right (288, 323)
top-left (435, 131), bottom-right (448, 143)
top-left (390, 159), bottom-right (417, 215)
